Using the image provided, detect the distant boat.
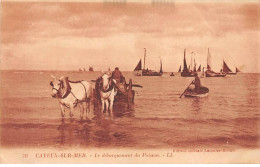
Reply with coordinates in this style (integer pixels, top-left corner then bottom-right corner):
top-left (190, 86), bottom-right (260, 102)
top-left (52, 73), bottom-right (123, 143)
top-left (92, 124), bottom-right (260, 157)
top-left (181, 49), bottom-right (194, 77)
top-left (205, 48), bottom-right (226, 77)
top-left (134, 48), bottom-right (163, 76)
top-left (222, 61), bottom-right (236, 75)
top-left (89, 66), bottom-right (94, 72)
top-left (170, 72), bottom-right (175, 76)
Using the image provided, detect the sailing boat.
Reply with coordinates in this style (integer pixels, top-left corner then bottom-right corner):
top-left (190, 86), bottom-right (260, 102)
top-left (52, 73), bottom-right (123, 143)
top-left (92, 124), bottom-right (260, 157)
top-left (134, 59), bottom-right (142, 76)
top-left (205, 48), bottom-right (226, 77)
top-left (222, 61), bottom-right (236, 75)
top-left (134, 48), bottom-right (163, 76)
top-left (181, 49), bottom-right (194, 77)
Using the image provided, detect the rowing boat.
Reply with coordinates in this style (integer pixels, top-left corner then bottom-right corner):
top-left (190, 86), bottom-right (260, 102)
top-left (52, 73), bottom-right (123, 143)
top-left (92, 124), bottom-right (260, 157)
top-left (184, 86), bottom-right (209, 98)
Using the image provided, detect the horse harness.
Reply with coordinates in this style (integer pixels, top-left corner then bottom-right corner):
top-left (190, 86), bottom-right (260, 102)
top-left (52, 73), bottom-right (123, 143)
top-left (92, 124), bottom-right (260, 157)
top-left (98, 77), bottom-right (115, 100)
top-left (54, 80), bottom-right (88, 108)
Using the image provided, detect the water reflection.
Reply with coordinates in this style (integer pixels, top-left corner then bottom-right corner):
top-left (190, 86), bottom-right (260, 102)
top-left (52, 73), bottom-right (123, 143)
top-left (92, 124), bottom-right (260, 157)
top-left (55, 102), bottom-right (135, 147)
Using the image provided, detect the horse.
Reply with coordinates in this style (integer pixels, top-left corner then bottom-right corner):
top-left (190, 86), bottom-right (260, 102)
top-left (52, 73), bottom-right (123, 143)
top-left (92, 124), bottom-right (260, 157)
top-left (96, 72), bottom-right (117, 114)
top-left (50, 75), bottom-right (93, 119)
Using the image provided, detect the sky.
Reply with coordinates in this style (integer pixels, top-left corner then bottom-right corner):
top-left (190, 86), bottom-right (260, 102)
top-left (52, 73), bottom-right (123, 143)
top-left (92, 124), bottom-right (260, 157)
top-left (1, 1), bottom-right (259, 72)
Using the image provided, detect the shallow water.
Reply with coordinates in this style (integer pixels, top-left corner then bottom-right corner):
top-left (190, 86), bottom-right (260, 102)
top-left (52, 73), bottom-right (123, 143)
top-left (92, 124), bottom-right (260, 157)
top-left (0, 71), bottom-right (259, 149)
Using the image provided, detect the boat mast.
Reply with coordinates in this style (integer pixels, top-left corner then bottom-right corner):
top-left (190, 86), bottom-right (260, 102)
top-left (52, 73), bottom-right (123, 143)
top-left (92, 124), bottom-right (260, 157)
top-left (143, 48), bottom-right (146, 70)
top-left (207, 48), bottom-right (211, 70)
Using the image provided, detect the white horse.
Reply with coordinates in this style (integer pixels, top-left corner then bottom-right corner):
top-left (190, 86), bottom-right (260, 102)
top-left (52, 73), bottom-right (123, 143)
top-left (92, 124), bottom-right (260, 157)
top-left (97, 72), bottom-right (117, 113)
top-left (50, 75), bottom-right (93, 119)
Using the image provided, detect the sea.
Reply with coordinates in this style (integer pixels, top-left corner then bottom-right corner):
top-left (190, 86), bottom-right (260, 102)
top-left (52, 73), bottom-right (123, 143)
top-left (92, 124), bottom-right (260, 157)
top-left (0, 70), bottom-right (259, 149)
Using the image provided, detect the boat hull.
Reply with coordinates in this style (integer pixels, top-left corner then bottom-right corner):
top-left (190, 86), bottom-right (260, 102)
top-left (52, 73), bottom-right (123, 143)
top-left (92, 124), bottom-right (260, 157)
top-left (205, 70), bottom-right (226, 77)
top-left (181, 72), bottom-right (195, 77)
top-left (184, 86), bottom-right (209, 98)
top-left (142, 70), bottom-right (162, 76)
top-left (184, 93), bottom-right (208, 98)
top-left (226, 72), bottom-right (237, 75)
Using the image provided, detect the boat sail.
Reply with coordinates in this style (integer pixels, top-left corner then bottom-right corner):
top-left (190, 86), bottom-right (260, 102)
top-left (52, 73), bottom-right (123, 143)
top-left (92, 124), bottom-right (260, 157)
top-left (134, 48), bottom-right (163, 76)
top-left (134, 59), bottom-right (142, 71)
top-left (159, 58), bottom-right (163, 73)
top-left (205, 48), bottom-right (226, 77)
top-left (197, 65), bottom-right (201, 72)
top-left (134, 59), bottom-right (142, 76)
top-left (236, 67), bottom-right (241, 73)
top-left (223, 60), bottom-right (236, 75)
top-left (181, 49), bottom-right (194, 77)
top-left (178, 66), bottom-right (181, 73)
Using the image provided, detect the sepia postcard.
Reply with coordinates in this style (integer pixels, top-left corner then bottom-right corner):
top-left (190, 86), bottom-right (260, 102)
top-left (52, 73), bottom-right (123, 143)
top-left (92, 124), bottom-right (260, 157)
top-left (0, 0), bottom-right (259, 164)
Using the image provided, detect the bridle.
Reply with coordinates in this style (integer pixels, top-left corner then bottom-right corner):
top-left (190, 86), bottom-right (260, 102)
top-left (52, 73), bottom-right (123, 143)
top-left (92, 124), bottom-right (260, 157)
top-left (99, 75), bottom-right (114, 93)
top-left (50, 80), bottom-right (87, 108)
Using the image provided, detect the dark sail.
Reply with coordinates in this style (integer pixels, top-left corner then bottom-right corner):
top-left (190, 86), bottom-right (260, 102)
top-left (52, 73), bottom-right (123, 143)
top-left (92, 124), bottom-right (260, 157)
top-left (223, 61), bottom-right (233, 73)
top-left (178, 66), bottom-right (181, 72)
top-left (160, 59), bottom-right (163, 73)
top-left (207, 48), bottom-right (211, 70)
top-left (236, 67), bottom-right (241, 73)
top-left (197, 65), bottom-right (201, 72)
top-left (183, 49), bottom-right (189, 73)
top-left (193, 64), bottom-right (197, 72)
top-left (134, 59), bottom-right (142, 71)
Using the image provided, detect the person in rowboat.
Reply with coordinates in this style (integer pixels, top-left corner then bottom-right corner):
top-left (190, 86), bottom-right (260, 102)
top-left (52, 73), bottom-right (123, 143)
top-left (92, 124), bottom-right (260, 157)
top-left (193, 72), bottom-right (201, 93)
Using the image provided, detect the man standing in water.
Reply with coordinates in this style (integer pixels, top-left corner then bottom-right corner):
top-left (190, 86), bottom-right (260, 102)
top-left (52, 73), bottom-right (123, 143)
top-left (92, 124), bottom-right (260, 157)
top-left (193, 72), bottom-right (201, 93)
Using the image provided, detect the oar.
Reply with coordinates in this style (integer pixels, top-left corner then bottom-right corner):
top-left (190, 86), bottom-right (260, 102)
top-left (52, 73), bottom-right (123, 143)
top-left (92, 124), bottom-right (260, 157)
top-left (126, 84), bottom-right (143, 88)
top-left (179, 80), bottom-right (194, 98)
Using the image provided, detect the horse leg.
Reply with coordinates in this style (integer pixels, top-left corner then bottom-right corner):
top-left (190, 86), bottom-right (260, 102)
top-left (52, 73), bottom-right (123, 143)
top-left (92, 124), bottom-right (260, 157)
top-left (101, 100), bottom-right (105, 113)
top-left (105, 100), bottom-right (109, 113)
top-left (69, 103), bottom-right (74, 118)
top-left (109, 98), bottom-right (114, 114)
top-left (60, 104), bottom-right (65, 117)
top-left (79, 103), bottom-right (84, 119)
top-left (86, 100), bottom-right (90, 118)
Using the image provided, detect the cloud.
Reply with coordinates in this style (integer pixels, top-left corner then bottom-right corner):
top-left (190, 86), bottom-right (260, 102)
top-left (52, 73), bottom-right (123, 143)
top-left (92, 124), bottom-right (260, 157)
top-left (1, 2), bottom-right (259, 72)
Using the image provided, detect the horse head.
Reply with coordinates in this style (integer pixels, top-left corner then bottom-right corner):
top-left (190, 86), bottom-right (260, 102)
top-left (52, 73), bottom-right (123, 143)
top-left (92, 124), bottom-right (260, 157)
top-left (101, 73), bottom-right (111, 91)
top-left (50, 75), bottom-right (64, 98)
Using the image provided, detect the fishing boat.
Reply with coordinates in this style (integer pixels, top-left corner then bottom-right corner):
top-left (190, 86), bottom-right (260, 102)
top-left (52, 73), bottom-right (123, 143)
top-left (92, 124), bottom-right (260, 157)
top-left (222, 61), bottom-right (236, 75)
top-left (205, 48), bottom-right (226, 77)
top-left (181, 49), bottom-right (195, 77)
top-left (89, 66), bottom-right (94, 72)
top-left (134, 48), bottom-right (163, 76)
top-left (184, 86), bottom-right (209, 98)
